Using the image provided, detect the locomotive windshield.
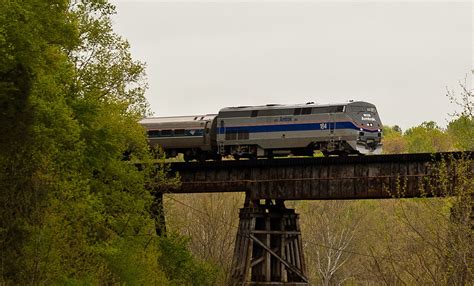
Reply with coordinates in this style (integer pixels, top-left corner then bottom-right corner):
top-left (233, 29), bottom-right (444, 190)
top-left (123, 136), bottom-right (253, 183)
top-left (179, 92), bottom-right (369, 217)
top-left (346, 104), bottom-right (382, 127)
top-left (346, 105), bottom-right (378, 114)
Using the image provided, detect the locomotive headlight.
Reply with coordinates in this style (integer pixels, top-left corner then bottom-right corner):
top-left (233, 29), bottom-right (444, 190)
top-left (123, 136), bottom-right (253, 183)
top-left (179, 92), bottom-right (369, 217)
top-left (378, 129), bottom-right (381, 132)
top-left (360, 128), bottom-right (363, 131)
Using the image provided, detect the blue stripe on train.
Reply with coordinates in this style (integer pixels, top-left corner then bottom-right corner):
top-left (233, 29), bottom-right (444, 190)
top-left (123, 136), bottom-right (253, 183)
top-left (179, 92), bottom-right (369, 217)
top-left (218, 122), bottom-right (378, 134)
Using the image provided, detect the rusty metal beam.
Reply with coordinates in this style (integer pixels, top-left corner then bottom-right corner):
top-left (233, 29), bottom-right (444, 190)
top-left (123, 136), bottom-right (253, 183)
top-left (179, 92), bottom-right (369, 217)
top-left (163, 152), bottom-right (472, 200)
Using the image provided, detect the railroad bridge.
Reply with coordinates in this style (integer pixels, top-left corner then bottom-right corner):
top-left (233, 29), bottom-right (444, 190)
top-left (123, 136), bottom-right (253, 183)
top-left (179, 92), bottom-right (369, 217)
top-left (155, 152), bottom-right (472, 285)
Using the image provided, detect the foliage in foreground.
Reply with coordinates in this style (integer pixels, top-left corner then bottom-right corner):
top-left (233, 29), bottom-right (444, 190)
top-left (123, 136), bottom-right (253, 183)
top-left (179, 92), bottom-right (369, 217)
top-left (0, 0), bottom-right (216, 284)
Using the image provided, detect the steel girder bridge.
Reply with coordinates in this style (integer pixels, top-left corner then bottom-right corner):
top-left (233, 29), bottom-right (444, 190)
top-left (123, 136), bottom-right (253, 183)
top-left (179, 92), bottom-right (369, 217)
top-left (151, 152), bottom-right (473, 285)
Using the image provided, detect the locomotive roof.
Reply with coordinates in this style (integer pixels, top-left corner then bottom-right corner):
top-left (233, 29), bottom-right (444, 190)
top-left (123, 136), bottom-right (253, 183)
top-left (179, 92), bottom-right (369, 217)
top-left (219, 101), bottom-right (374, 112)
top-left (139, 114), bottom-right (217, 124)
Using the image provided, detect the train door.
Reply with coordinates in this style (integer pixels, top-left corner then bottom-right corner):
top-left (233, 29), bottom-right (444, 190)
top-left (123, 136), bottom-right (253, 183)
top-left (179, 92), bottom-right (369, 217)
top-left (218, 120), bottom-right (225, 154)
top-left (329, 113), bottom-right (336, 137)
top-left (203, 121), bottom-right (209, 145)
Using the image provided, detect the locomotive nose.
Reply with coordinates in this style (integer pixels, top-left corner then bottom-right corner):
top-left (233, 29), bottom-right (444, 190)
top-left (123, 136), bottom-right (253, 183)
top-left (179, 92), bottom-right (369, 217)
top-left (357, 129), bottom-right (382, 154)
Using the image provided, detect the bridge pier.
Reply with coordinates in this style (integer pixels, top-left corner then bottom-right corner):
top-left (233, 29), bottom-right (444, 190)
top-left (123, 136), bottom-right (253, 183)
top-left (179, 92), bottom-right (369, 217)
top-left (230, 196), bottom-right (308, 285)
top-left (151, 191), bottom-right (166, 236)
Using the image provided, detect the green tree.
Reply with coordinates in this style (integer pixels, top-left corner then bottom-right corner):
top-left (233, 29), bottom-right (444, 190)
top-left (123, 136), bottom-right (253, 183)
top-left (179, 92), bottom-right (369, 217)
top-left (447, 115), bottom-right (474, 151)
top-left (446, 78), bottom-right (473, 151)
top-left (157, 234), bottom-right (218, 286)
top-left (0, 0), bottom-right (84, 282)
top-left (382, 125), bottom-right (407, 154)
top-left (404, 121), bottom-right (453, 153)
top-left (1, 1), bottom-right (215, 284)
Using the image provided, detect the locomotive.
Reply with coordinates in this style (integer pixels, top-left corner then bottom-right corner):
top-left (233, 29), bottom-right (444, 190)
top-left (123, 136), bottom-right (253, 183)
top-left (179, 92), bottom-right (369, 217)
top-left (139, 101), bottom-right (383, 161)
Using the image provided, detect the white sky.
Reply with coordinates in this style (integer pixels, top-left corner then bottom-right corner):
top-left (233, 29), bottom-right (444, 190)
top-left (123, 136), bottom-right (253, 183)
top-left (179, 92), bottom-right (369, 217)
top-left (111, 0), bottom-right (472, 131)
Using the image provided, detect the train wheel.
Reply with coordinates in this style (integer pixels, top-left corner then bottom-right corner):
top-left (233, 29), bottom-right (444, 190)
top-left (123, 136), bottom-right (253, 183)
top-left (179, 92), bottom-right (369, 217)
top-left (266, 151), bottom-right (274, 160)
top-left (198, 153), bottom-right (207, 163)
top-left (339, 152), bottom-right (348, 157)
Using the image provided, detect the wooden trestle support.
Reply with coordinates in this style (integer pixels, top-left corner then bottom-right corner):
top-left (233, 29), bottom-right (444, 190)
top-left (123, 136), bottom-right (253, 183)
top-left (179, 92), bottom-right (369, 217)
top-left (230, 198), bottom-right (309, 285)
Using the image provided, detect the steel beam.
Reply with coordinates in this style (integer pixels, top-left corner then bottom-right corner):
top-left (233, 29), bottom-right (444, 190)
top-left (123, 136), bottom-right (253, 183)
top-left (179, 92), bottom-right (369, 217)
top-left (166, 152), bottom-right (472, 200)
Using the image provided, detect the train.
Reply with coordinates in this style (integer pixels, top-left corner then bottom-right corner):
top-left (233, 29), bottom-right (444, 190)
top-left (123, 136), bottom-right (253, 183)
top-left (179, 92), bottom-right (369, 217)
top-left (139, 101), bottom-right (383, 161)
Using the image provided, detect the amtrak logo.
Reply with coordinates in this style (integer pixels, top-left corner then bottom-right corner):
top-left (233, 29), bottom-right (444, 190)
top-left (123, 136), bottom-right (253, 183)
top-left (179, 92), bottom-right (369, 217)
top-left (362, 113), bottom-right (376, 121)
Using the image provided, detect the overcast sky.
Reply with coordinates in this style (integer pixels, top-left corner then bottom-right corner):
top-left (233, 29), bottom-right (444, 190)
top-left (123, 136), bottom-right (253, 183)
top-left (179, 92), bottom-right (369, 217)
top-left (110, 0), bottom-right (472, 130)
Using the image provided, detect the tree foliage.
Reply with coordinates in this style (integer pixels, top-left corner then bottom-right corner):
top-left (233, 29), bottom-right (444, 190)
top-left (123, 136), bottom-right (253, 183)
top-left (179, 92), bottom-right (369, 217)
top-left (382, 125), bottom-right (407, 154)
top-left (404, 121), bottom-right (453, 153)
top-left (0, 1), bottom-right (214, 284)
top-left (300, 201), bottom-right (363, 285)
top-left (383, 119), bottom-right (471, 154)
top-left (165, 193), bottom-right (242, 285)
top-left (447, 116), bottom-right (474, 151)
top-left (383, 78), bottom-right (473, 154)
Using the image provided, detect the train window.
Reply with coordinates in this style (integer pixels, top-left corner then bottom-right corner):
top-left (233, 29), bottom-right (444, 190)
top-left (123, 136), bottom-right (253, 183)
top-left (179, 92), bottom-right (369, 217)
top-left (251, 110), bottom-right (259, 117)
top-left (333, 105), bottom-right (345, 112)
top-left (346, 105), bottom-right (372, 113)
top-left (174, 129), bottom-right (185, 136)
top-left (301, 108), bottom-right (312, 115)
top-left (258, 109), bottom-right (293, 117)
top-left (161, 130), bottom-right (172, 137)
top-left (294, 108), bottom-right (302, 115)
top-left (185, 129), bottom-right (203, 136)
top-left (148, 130), bottom-right (160, 138)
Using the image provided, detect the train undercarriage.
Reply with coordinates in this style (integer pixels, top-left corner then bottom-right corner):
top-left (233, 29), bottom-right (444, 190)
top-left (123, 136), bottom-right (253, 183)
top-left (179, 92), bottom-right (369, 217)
top-left (162, 139), bottom-right (381, 162)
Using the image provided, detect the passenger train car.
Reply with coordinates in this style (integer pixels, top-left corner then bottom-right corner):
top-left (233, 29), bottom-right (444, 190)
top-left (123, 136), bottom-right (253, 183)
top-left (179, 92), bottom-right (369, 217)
top-left (140, 101), bottom-right (382, 161)
top-left (139, 114), bottom-right (219, 161)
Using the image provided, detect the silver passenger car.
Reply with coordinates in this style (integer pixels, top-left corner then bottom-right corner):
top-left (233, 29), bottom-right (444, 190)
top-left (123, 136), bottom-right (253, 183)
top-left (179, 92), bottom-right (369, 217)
top-left (139, 115), bottom-right (218, 161)
top-left (216, 101), bottom-right (382, 158)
